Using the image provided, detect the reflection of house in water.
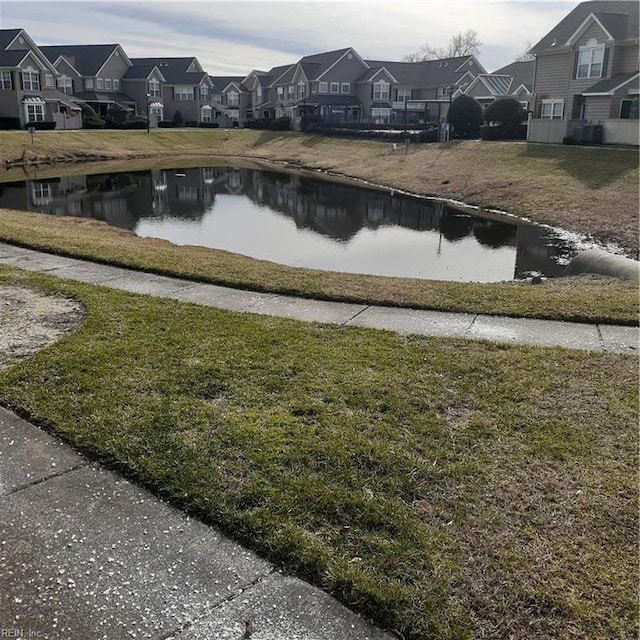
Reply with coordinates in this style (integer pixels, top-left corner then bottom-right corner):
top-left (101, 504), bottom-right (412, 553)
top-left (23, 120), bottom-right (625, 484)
top-left (0, 164), bottom-right (578, 278)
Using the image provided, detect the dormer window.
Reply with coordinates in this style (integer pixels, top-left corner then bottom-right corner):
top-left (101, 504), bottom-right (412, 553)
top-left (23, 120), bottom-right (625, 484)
top-left (57, 75), bottom-right (73, 94)
top-left (576, 39), bottom-right (605, 79)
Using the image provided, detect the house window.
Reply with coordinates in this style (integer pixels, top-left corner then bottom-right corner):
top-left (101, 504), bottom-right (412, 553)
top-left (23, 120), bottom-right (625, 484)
top-left (319, 81), bottom-right (328, 93)
top-left (576, 40), bottom-right (605, 79)
top-left (541, 99), bottom-right (564, 119)
top-left (148, 78), bottom-right (160, 97)
top-left (0, 71), bottom-right (12, 90)
top-left (330, 82), bottom-right (339, 93)
top-left (287, 85), bottom-right (295, 100)
top-left (227, 91), bottom-right (238, 106)
top-left (45, 73), bottom-right (55, 88)
top-left (620, 97), bottom-right (639, 119)
top-left (96, 78), bottom-right (104, 89)
top-left (150, 105), bottom-right (163, 119)
top-left (200, 85), bottom-right (210, 101)
top-left (373, 80), bottom-right (389, 101)
top-left (200, 107), bottom-right (212, 122)
top-left (397, 88), bottom-right (411, 103)
top-left (105, 79), bottom-right (112, 90)
top-left (175, 86), bottom-right (194, 100)
top-left (57, 76), bottom-right (73, 94)
top-left (371, 107), bottom-right (391, 124)
top-left (297, 81), bottom-right (306, 99)
top-left (113, 79), bottom-right (120, 90)
top-left (25, 103), bottom-right (45, 122)
top-left (22, 67), bottom-right (40, 91)
top-left (277, 86), bottom-right (284, 98)
top-left (341, 82), bottom-right (350, 94)
top-left (85, 78), bottom-right (94, 89)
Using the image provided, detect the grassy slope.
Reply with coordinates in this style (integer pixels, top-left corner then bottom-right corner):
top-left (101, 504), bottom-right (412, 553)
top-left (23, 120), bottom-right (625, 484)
top-left (0, 208), bottom-right (636, 325)
top-left (0, 129), bottom-right (638, 255)
top-left (0, 268), bottom-right (637, 640)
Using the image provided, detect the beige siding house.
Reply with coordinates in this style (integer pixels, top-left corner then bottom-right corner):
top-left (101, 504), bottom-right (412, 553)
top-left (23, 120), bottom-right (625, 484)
top-left (528, 0), bottom-right (639, 145)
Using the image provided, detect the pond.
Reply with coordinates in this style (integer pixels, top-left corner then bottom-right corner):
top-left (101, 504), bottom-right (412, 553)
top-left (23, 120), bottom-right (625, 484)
top-left (0, 164), bottom-right (581, 282)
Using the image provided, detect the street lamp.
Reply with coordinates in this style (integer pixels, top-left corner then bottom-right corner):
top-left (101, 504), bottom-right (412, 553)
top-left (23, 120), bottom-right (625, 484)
top-left (146, 93), bottom-right (151, 133)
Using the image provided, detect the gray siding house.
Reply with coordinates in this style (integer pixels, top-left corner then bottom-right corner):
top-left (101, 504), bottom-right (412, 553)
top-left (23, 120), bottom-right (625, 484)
top-left (465, 60), bottom-right (535, 110)
top-left (41, 43), bottom-right (138, 120)
top-left (0, 28), bottom-right (82, 129)
top-left (130, 57), bottom-right (214, 125)
top-left (528, 0), bottom-right (639, 145)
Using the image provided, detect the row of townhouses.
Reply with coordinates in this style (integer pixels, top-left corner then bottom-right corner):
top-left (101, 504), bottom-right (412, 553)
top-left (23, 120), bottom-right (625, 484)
top-left (0, 1), bottom-right (637, 144)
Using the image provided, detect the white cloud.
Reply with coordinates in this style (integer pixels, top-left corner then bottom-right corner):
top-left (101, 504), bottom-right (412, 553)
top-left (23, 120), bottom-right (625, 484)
top-left (1, 1), bottom-right (581, 74)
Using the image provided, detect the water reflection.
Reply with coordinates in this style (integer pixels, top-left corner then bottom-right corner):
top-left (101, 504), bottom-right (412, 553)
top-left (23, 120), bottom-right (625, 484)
top-left (0, 166), bottom-right (577, 282)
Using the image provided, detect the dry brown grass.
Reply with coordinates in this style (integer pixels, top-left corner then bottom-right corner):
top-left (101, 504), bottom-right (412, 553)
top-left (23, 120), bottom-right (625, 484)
top-left (0, 129), bottom-right (637, 256)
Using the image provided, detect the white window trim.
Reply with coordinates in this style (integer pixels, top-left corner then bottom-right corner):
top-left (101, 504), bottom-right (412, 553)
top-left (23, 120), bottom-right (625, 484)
top-left (175, 85), bottom-right (194, 101)
top-left (85, 78), bottom-right (94, 89)
top-left (0, 70), bottom-right (12, 90)
top-left (148, 79), bottom-right (160, 97)
top-left (96, 78), bottom-right (104, 89)
top-left (330, 82), bottom-right (339, 93)
top-left (576, 40), bottom-right (604, 80)
top-left (373, 80), bottom-right (390, 101)
top-left (341, 82), bottom-right (350, 94)
top-left (319, 81), bottom-right (328, 93)
top-left (25, 103), bottom-right (45, 123)
top-left (541, 99), bottom-right (564, 119)
top-left (22, 67), bottom-right (40, 91)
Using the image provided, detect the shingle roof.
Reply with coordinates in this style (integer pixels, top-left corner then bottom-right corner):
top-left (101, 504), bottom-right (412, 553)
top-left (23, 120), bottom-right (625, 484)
top-left (0, 50), bottom-right (28, 67)
top-left (131, 57), bottom-right (207, 85)
top-left (530, 1), bottom-right (639, 53)
top-left (41, 44), bottom-right (122, 76)
top-left (0, 29), bottom-right (22, 51)
top-left (209, 76), bottom-right (247, 92)
top-left (583, 71), bottom-right (639, 94)
top-left (492, 60), bottom-right (535, 92)
top-left (123, 64), bottom-right (159, 80)
top-left (301, 95), bottom-right (362, 107)
top-left (363, 56), bottom-right (477, 87)
top-left (74, 90), bottom-right (137, 104)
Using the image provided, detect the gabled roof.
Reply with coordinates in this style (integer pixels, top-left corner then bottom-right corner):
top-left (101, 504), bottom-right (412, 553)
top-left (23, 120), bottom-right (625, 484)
top-left (492, 60), bottom-right (535, 92)
top-left (131, 57), bottom-right (209, 85)
top-left (363, 56), bottom-right (479, 88)
top-left (0, 28), bottom-right (59, 73)
top-left (583, 71), bottom-right (639, 95)
top-left (123, 64), bottom-right (166, 82)
top-left (209, 76), bottom-right (247, 92)
top-left (41, 44), bottom-right (129, 76)
top-left (530, 1), bottom-right (639, 54)
top-left (290, 47), bottom-right (369, 82)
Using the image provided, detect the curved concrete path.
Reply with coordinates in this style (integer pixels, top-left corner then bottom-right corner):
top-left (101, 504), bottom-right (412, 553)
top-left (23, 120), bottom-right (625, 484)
top-left (0, 241), bottom-right (638, 639)
top-left (0, 241), bottom-right (637, 354)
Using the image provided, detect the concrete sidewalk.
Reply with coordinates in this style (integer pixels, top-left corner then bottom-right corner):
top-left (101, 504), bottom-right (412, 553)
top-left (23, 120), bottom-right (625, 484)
top-left (0, 407), bottom-right (395, 640)
top-left (0, 242), bottom-right (637, 639)
top-left (0, 242), bottom-right (638, 353)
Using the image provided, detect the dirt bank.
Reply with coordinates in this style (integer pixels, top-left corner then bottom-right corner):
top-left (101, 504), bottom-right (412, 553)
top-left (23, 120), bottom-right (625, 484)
top-left (0, 286), bottom-right (85, 370)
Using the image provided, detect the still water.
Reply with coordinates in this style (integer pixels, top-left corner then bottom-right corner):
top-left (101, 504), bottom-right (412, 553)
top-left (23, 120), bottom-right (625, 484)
top-left (0, 165), bottom-right (578, 282)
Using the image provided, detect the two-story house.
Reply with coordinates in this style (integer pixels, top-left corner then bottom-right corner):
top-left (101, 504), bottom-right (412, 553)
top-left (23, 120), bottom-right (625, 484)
top-left (528, 0), bottom-right (639, 145)
top-left (130, 57), bottom-right (214, 125)
top-left (122, 62), bottom-right (167, 126)
top-left (0, 28), bottom-right (82, 129)
top-left (209, 75), bottom-right (250, 126)
top-left (41, 43), bottom-right (138, 120)
top-left (360, 56), bottom-right (486, 124)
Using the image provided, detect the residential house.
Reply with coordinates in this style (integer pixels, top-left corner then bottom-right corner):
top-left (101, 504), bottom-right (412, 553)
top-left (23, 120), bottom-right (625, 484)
top-left (360, 56), bottom-right (486, 124)
top-left (464, 60), bottom-right (535, 110)
top-left (130, 57), bottom-right (214, 125)
top-left (528, 0), bottom-right (639, 145)
top-left (209, 75), bottom-right (250, 126)
top-left (121, 62), bottom-right (167, 126)
top-left (41, 43), bottom-right (138, 120)
top-left (0, 28), bottom-right (82, 129)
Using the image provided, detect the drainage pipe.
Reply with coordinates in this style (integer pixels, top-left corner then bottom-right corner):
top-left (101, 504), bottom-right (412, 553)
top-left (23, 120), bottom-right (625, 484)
top-left (565, 249), bottom-right (639, 280)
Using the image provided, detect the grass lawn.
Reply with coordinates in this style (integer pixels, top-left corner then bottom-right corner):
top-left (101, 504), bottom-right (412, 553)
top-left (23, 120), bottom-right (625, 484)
top-left (0, 267), bottom-right (637, 639)
top-left (0, 208), bottom-right (637, 326)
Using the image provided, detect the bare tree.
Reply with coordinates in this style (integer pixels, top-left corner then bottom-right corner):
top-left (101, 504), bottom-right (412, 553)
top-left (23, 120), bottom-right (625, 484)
top-left (514, 41), bottom-right (536, 62)
top-left (402, 30), bottom-right (482, 62)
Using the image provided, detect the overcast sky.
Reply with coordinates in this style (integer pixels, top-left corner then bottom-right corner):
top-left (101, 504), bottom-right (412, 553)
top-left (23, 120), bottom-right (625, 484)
top-left (1, 1), bottom-right (580, 75)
